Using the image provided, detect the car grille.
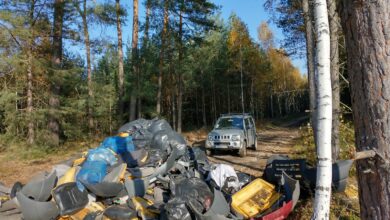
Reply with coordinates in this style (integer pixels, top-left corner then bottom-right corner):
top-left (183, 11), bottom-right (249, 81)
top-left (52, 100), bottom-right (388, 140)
top-left (214, 135), bottom-right (230, 140)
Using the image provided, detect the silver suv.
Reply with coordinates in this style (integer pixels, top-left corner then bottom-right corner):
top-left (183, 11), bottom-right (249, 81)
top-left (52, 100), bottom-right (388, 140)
top-left (205, 114), bottom-right (257, 157)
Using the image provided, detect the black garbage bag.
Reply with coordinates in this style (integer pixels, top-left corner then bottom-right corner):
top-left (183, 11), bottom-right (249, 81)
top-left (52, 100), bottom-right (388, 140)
top-left (122, 148), bottom-right (149, 168)
top-left (174, 178), bottom-right (213, 214)
top-left (118, 118), bottom-right (154, 134)
top-left (132, 129), bottom-right (154, 148)
top-left (151, 130), bottom-right (171, 152)
top-left (144, 149), bottom-right (168, 167)
top-left (164, 198), bottom-right (192, 220)
top-left (177, 147), bottom-right (210, 176)
top-left (151, 130), bottom-right (186, 154)
top-left (148, 119), bottom-right (172, 134)
top-left (236, 172), bottom-right (252, 188)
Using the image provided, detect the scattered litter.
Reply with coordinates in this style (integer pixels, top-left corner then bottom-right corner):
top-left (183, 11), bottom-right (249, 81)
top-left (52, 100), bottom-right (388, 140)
top-left (52, 182), bottom-right (89, 216)
top-left (0, 118), bottom-right (315, 220)
top-left (231, 178), bottom-right (281, 218)
top-left (264, 155), bottom-right (353, 192)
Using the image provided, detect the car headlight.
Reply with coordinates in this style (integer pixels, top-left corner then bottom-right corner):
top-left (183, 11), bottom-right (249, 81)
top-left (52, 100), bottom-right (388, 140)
top-left (231, 135), bottom-right (240, 141)
top-left (208, 135), bottom-right (213, 141)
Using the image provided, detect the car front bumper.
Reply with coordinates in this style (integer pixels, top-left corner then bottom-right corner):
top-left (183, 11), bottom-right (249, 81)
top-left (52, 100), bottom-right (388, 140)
top-left (205, 140), bottom-right (242, 149)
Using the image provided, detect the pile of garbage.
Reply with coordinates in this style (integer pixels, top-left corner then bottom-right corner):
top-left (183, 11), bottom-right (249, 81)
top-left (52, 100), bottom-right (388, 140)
top-left (0, 118), bottom-right (300, 220)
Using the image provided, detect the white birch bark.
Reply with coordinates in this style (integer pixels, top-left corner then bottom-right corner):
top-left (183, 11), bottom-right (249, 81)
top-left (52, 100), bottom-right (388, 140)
top-left (312, 0), bottom-right (332, 219)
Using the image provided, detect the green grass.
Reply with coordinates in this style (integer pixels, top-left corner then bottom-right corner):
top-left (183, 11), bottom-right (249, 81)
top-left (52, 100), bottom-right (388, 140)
top-left (0, 135), bottom-right (101, 161)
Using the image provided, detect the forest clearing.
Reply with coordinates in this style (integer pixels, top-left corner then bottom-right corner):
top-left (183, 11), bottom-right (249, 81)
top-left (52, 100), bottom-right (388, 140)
top-left (1, 0), bottom-right (389, 219)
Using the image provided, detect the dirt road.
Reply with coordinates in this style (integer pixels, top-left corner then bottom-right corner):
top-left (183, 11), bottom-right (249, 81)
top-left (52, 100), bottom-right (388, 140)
top-left (0, 123), bottom-right (301, 186)
top-left (205, 126), bottom-right (300, 177)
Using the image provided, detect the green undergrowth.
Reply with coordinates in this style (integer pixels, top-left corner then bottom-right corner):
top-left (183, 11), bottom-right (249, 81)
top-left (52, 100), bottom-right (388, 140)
top-left (291, 118), bottom-right (360, 219)
top-left (294, 118), bottom-right (356, 164)
top-left (0, 135), bottom-right (101, 161)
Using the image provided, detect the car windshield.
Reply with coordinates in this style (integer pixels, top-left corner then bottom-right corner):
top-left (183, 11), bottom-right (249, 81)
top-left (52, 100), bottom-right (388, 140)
top-left (215, 117), bottom-right (243, 129)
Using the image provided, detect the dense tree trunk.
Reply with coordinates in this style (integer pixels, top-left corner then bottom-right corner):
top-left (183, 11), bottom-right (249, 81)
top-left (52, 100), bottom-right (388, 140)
top-left (177, 6), bottom-right (183, 133)
top-left (27, 0), bottom-right (35, 145)
top-left (303, 0), bottom-right (317, 141)
top-left (77, 0), bottom-right (94, 133)
top-left (239, 44), bottom-right (245, 114)
top-left (250, 79), bottom-right (254, 115)
top-left (312, 0), bottom-right (332, 219)
top-left (116, 0), bottom-right (125, 122)
top-left (327, 0), bottom-right (340, 162)
top-left (129, 0), bottom-right (139, 121)
top-left (195, 87), bottom-right (199, 128)
top-left (49, 0), bottom-right (64, 147)
top-left (156, 0), bottom-right (169, 115)
top-left (340, 1), bottom-right (390, 219)
top-left (172, 84), bottom-right (177, 131)
top-left (138, 0), bottom-right (151, 118)
top-left (201, 70), bottom-right (207, 127)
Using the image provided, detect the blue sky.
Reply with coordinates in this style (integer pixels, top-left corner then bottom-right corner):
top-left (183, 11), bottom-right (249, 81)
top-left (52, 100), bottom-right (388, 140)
top-left (87, 0), bottom-right (306, 74)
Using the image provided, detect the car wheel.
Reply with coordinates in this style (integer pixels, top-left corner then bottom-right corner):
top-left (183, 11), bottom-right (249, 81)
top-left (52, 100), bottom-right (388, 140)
top-left (239, 141), bottom-right (247, 157)
top-left (254, 136), bottom-right (259, 151)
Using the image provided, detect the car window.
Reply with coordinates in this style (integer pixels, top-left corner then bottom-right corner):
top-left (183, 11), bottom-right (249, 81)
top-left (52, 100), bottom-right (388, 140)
top-left (245, 118), bottom-right (251, 129)
top-left (215, 117), bottom-right (243, 129)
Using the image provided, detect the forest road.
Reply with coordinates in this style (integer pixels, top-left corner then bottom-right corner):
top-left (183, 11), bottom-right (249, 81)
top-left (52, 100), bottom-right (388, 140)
top-left (0, 120), bottom-right (303, 186)
top-left (191, 124), bottom-right (301, 177)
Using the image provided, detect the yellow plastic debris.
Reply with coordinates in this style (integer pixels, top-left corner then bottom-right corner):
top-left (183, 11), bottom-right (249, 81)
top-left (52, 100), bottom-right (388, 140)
top-left (69, 202), bottom-right (105, 220)
top-left (118, 132), bottom-right (129, 137)
top-left (140, 152), bottom-right (148, 163)
top-left (0, 195), bottom-right (9, 203)
top-left (73, 157), bottom-right (85, 167)
top-left (58, 167), bottom-right (79, 185)
top-left (131, 197), bottom-right (159, 219)
top-left (146, 188), bottom-right (154, 195)
top-left (231, 178), bottom-right (281, 218)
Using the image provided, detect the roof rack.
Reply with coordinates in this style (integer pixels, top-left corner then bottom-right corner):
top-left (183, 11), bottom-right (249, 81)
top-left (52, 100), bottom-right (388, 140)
top-left (220, 113), bottom-right (252, 117)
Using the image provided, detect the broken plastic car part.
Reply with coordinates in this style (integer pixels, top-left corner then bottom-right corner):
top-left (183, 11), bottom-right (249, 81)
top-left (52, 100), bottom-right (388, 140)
top-left (16, 192), bottom-right (59, 220)
top-left (125, 178), bottom-right (148, 198)
top-left (52, 182), bottom-right (89, 216)
top-left (20, 170), bottom-right (57, 202)
top-left (103, 205), bottom-right (137, 220)
top-left (189, 189), bottom-right (231, 220)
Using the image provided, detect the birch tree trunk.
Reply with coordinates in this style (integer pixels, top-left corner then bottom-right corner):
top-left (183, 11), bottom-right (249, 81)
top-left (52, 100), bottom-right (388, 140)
top-left (156, 0), bottom-right (168, 115)
top-left (27, 0), bottom-right (35, 145)
top-left (312, 0), bottom-right (332, 219)
top-left (129, 0), bottom-right (139, 121)
top-left (303, 0), bottom-right (317, 142)
top-left (116, 0), bottom-right (125, 122)
top-left (327, 0), bottom-right (340, 162)
top-left (340, 1), bottom-right (390, 219)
